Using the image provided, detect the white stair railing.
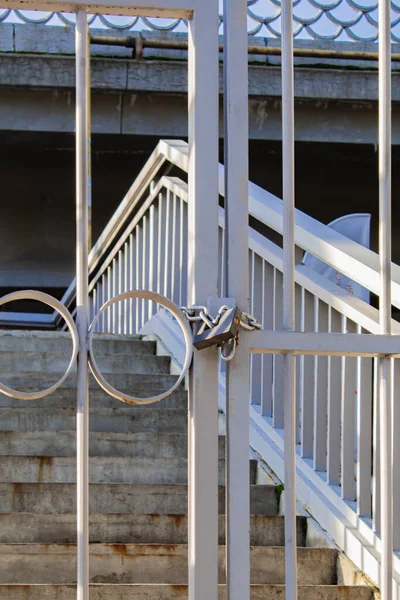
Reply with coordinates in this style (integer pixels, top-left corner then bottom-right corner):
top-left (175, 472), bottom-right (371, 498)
top-left (9, 138), bottom-right (399, 594)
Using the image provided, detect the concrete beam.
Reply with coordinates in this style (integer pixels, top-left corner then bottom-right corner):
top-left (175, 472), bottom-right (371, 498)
top-left (1, 87), bottom-right (398, 144)
top-left (0, 52), bottom-right (399, 104)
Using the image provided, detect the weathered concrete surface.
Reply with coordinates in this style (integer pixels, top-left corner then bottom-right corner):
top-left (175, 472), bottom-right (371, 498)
top-left (0, 350), bottom-right (170, 374)
top-left (0, 387), bottom-right (188, 409)
top-left (0, 584), bottom-right (375, 599)
top-left (0, 431), bottom-right (222, 458)
top-left (0, 330), bottom-right (153, 355)
top-left (0, 370), bottom-right (180, 390)
top-left (0, 514), bottom-right (307, 546)
top-left (0, 406), bottom-right (188, 432)
top-left (0, 24), bottom-right (399, 144)
top-left (0, 455), bottom-right (258, 484)
top-left (0, 544), bottom-right (337, 584)
top-left (0, 483), bottom-right (278, 515)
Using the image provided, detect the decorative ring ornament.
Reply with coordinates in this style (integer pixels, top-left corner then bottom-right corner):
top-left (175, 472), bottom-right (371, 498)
top-left (88, 290), bottom-right (193, 405)
top-left (0, 290), bottom-right (79, 400)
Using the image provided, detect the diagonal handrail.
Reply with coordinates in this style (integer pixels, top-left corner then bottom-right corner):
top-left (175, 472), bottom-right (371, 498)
top-left (52, 138), bottom-right (400, 324)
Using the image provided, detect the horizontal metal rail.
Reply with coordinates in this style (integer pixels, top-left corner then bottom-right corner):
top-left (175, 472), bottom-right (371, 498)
top-left (250, 330), bottom-right (400, 357)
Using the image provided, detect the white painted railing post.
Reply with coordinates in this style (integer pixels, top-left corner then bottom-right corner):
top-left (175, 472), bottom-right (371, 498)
top-left (75, 8), bottom-right (90, 600)
top-left (223, 0), bottom-right (250, 598)
top-left (379, 0), bottom-right (393, 594)
top-left (187, 3), bottom-right (219, 600)
top-left (282, 0), bottom-right (297, 597)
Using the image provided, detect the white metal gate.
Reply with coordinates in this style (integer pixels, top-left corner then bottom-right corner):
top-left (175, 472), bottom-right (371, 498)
top-left (1, 0), bottom-right (397, 599)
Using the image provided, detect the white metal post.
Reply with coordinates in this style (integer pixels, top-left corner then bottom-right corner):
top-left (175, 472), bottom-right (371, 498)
top-left (187, 4), bottom-right (219, 600)
top-left (379, 0), bottom-right (392, 593)
top-left (223, 0), bottom-right (250, 598)
top-left (282, 0), bottom-right (297, 597)
top-left (76, 9), bottom-right (90, 600)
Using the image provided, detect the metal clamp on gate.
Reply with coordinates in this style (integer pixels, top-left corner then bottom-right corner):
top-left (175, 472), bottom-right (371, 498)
top-left (181, 298), bottom-right (262, 361)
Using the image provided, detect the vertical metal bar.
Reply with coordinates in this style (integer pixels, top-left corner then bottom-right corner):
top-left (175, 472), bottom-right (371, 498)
top-left (261, 261), bottom-right (274, 417)
top-left (282, 0), bottom-right (297, 592)
top-left (341, 317), bottom-right (357, 501)
top-left (313, 299), bottom-right (328, 472)
top-left (327, 307), bottom-right (342, 486)
top-left (129, 234), bottom-right (134, 334)
top-left (357, 327), bottom-right (373, 518)
top-left (379, 0), bottom-right (392, 591)
top-left (187, 4), bottom-right (219, 600)
top-left (392, 359), bottom-right (400, 550)
top-left (223, 0), bottom-right (250, 597)
top-left (300, 288), bottom-right (314, 459)
top-left (75, 9), bottom-right (90, 600)
top-left (273, 269), bottom-right (284, 428)
top-left (373, 357), bottom-right (381, 535)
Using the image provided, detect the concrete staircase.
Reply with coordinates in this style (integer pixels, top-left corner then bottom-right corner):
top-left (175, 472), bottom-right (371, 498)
top-left (0, 331), bottom-right (374, 599)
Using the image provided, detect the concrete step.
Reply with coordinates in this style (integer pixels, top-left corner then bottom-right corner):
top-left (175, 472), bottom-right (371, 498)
top-left (0, 483), bottom-right (277, 515)
top-left (0, 388), bottom-right (187, 409)
top-left (0, 371), bottom-right (179, 391)
top-left (0, 332), bottom-right (153, 356)
top-left (0, 544), bottom-right (337, 585)
top-left (0, 351), bottom-right (170, 375)
top-left (0, 584), bottom-right (374, 599)
top-left (0, 456), bottom-right (258, 484)
top-left (0, 407), bottom-right (187, 433)
top-left (0, 514), bottom-right (307, 546)
top-left (0, 431), bottom-right (222, 458)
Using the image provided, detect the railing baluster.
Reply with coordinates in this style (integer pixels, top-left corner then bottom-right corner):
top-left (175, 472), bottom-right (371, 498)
top-left (179, 197), bottom-right (186, 306)
top-left (251, 252), bottom-right (263, 406)
top-left (141, 215), bottom-right (148, 328)
top-left (112, 258), bottom-right (117, 334)
top-left (118, 250), bottom-right (123, 335)
top-left (261, 261), bottom-right (274, 417)
top-left (393, 358), bottom-right (400, 550)
top-left (295, 283), bottom-right (301, 444)
top-left (135, 224), bottom-right (141, 333)
top-left (149, 204), bottom-right (157, 318)
top-left (123, 242), bottom-right (129, 334)
top-left (107, 266), bottom-right (111, 333)
top-left (341, 317), bottom-right (357, 501)
top-left (373, 357), bottom-right (381, 535)
top-left (129, 234), bottom-right (134, 334)
top-left (300, 287), bottom-right (314, 459)
top-left (357, 325), bottom-right (373, 517)
top-left (273, 268), bottom-right (284, 428)
top-left (164, 190), bottom-right (171, 299)
top-left (327, 307), bottom-right (342, 486)
top-left (313, 298), bottom-right (328, 472)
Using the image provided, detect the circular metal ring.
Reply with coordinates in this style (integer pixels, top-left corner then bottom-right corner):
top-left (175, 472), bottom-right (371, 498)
top-left (88, 290), bottom-right (193, 405)
top-left (0, 290), bottom-right (79, 400)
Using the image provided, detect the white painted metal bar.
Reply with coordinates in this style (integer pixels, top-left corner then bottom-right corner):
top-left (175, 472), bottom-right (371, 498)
top-left (281, 0), bottom-right (297, 589)
top-left (341, 318), bottom-right (357, 501)
top-left (313, 299), bottom-right (328, 472)
top-left (250, 330), bottom-right (400, 357)
top-left (187, 4), bottom-right (219, 600)
top-left (357, 326), bottom-right (373, 517)
top-left (300, 287), bottom-right (314, 459)
top-left (261, 261), bottom-right (274, 417)
top-left (379, 0), bottom-right (393, 590)
top-left (392, 359), bottom-right (400, 550)
top-left (373, 357), bottom-right (381, 536)
top-left (251, 253), bottom-right (263, 405)
top-left (273, 269), bottom-right (284, 428)
top-left (4, 0), bottom-right (195, 18)
top-left (223, 0), bottom-right (250, 597)
top-left (75, 8), bottom-right (90, 600)
top-left (129, 234), bottom-right (134, 334)
top-left (327, 307), bottom-right (342, 486)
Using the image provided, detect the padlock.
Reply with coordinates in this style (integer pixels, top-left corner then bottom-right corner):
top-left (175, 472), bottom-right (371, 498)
top-left (193, 306), bottom-right (242, 350)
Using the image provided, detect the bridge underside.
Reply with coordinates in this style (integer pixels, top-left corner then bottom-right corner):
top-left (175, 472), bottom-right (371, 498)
top-left (0, 130), bottom-right (400, 292)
